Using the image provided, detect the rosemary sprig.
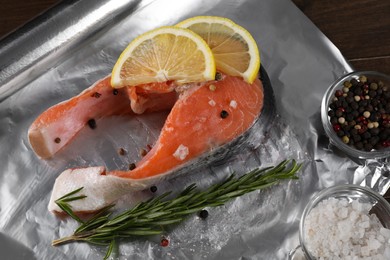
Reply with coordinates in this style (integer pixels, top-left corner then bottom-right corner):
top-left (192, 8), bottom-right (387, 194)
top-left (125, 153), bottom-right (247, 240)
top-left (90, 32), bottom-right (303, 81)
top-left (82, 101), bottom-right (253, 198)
top-left (52, 159), bottom-right (302, 257)
top-left (55, 187), bottom-right (87, 224)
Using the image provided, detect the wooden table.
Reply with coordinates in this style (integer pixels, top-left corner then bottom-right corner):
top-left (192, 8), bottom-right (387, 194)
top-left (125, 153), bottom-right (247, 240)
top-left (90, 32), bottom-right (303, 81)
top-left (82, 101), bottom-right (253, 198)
top-left (1, 0), bottom-right (389, 74)
top-left (1, 0), bottom-right (389, 198)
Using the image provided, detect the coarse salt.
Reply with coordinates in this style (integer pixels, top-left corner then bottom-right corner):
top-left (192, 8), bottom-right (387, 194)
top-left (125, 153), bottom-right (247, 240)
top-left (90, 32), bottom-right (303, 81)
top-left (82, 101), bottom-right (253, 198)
top-left (304, 197), bottom-right (390, 259)
top-left (229, 100), bottom-right (237, 109)
top-left (208, 100), bottom-right (216, 107)
top-left (173, 144), bottom-right (189, 161)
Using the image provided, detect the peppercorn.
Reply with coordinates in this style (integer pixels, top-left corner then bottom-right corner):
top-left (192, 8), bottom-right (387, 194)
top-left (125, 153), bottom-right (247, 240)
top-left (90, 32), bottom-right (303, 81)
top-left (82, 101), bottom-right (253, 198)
top-left (160, 238), bottom-right (169, 247)
top-left (87, 119), bottom-right (97, 129)
top-left (369, 136), bottom-right (380, 146)
top-left (113, 89), bottom-right (119, 95)
top-left (352, 134), bottom-right (361, 142)
top-left (342, 136), bottom-right (349, 144)
top-left (344, 81), bottom-right (352, 88)
top-left (215, 72), bottom-right (222, 81)
top-left (54, 137), bottom-right (61, 143)
top-left (362, 131), bottom-right (371, 140)
top-left (359, 75), bottom-right (367, 83)
top-left (91, 92), bottom-right (101, 98)
top-left (150, 185), bottom-right (157, 193)
top-left (346, 113), bottom-right (354, 122)
top-left (355, 142), bottom-right (363, 150)
top-left (118, 148), bottom-right (126, 156)
top-left (333, 124), bottom-right (341, 132)
top-left (129, 163), bottom-right (136, 170)
top-left (346, 96), bottom-right (354, 103)
top-left (220, 110), bottom-right (229, 118)
top-left (331, 117), bottom-right (338, 125)
top-left (337, 130), bottom-right (345, 137)
top-left (364, 143), bottom-right (373, 151)
top-left (140, 149), bottom-right (148, 156)
top-left (370, 83), bottom-right (378, 90)
top-left (198, 209), bottom-right (209, 219)
top-left (335, 110), bottom-right (343, 117)
top-left (335, 90), bottom-right (343, 97)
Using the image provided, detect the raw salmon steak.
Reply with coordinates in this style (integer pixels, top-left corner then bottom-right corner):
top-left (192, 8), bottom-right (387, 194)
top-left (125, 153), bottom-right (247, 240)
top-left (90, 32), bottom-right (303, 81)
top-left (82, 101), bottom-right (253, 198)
top-left (28, 73), bottom-right (264, 213)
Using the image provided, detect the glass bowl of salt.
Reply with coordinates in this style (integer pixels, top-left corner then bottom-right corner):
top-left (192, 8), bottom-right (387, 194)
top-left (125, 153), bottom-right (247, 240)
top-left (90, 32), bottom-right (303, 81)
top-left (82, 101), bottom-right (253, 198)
top-left (298, 184), bottom-right (390, 259)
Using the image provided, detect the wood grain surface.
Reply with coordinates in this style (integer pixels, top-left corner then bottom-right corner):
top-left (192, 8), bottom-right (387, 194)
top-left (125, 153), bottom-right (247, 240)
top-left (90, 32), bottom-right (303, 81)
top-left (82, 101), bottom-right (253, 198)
top-left (1, 1), bottom-right (389, 198)
top-left (1, 0), bottom-right (389, 74)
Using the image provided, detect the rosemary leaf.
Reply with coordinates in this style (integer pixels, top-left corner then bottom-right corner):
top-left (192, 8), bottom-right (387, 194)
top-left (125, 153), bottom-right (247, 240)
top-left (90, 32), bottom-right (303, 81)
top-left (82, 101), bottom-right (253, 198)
top-left (103, 240), bottom-right (115, 260)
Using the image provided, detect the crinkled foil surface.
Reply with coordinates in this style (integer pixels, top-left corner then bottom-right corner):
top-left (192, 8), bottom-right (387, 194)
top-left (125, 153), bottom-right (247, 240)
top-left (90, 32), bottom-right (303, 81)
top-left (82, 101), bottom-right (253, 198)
top-left (1, 0), bottom-right (389, 259)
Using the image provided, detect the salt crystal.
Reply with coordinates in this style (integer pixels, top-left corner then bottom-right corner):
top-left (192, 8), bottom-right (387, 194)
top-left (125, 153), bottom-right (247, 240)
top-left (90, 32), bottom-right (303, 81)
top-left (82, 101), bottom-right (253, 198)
top-left (208, 99), bottom-right (216, 106)
top-left (384, 246), bottom-right (390, 258)
top-left (360, 220), bottom-right (370, 229)
top-left (172, 144), bottom-right (189, 161)
top-left (229, 100), bottom-right (237, 109)
top-left (361, 245), bottom-right (370, 256)
top-left (369, 238), bottom-right (381, 251)
top-left (337, 207), bottom-right (348, 219)
top-left (349, 211), bottom-right (358, 222)
top-left (380, 227), bottom-right (390, 238)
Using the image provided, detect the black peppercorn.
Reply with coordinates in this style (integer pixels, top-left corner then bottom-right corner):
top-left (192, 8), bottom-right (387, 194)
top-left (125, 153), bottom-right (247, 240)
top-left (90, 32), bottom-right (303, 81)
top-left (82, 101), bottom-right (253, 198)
top-left (129, 163), bottom-right (136, 170)
top-left (335, 110), bottom-right (343, 117)
top-left (54, 137), bottom-right (61, 143)
top-left (337, 130), bottom-right (345, 137)
top-left (87, 119), bottom-right (97, 129)
top-left (198, 209), bottom-right (209, 219)
top-left (91, 92), bottom-right (101, 98)
top-left (220, 110), bottom-right (229, 118)
top-left (328, 110), bottom-right (335, 117)
top-left (113, 89), bottom-right (119, 95)
top-left (215, 72), bottom-right (222, 81)
top-left (150, 185), bottom-right (157, 193)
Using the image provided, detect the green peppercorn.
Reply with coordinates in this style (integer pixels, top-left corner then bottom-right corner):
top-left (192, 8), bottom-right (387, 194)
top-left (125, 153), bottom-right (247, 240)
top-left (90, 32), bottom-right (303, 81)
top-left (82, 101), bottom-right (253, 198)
top-left (342, 136), bottom-right (349, 144)
top-left (359, 75), bottom-right (367, 83)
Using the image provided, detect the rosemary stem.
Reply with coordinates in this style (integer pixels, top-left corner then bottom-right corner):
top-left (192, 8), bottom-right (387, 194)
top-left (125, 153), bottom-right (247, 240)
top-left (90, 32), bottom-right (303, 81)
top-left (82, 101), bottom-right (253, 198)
top-left (52, 235), bottom-right (82, 246)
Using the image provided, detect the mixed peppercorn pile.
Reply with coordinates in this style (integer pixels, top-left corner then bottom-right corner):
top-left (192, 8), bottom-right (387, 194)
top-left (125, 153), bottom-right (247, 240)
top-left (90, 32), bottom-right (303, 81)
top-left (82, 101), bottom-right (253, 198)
top-left (328, 75), bottom-right (390, 152)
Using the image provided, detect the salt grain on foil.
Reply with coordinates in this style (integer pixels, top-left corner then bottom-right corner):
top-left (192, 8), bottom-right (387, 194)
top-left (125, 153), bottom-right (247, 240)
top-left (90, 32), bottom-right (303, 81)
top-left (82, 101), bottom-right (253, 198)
top-left (173, 144), bottom-right (189, 161)
top-left (304, 197), bottom-right (390, 259)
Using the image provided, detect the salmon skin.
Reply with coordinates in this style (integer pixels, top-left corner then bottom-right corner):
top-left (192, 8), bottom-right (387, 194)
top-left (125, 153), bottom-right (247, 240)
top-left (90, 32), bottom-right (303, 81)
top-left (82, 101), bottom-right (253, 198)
top-left (34, 68), bottom-right (272, 214)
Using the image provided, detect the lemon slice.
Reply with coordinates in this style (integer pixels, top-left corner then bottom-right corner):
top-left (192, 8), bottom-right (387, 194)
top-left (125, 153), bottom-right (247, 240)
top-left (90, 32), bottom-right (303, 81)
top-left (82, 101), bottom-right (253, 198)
top-left (111, 26), bottom-right (216, 88)
top-left (176, 16), bottom-right (260, 84)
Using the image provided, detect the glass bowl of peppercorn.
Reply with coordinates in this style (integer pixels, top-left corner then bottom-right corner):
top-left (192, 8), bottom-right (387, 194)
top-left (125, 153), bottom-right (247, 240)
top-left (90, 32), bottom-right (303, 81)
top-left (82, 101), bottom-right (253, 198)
top-left (321, 71), bottom-right (390, 159)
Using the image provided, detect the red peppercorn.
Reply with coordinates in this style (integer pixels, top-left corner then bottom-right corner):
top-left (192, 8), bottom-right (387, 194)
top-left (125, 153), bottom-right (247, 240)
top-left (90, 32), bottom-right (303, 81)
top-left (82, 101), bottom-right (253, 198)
top-left (333, 124), bottom-right (341, 132)
top-left (382, 141), bottom-right (390, 148)
top-left (357, 116), bottom-right (365, 122)
top-left (358, 125), bottom-right (367, 134)
top-left (160, 238), bottom-right (169, 247)
top-left (335, 90), bottom-right (343, 97)
top-left (338, 107), bottom-right (345, 113)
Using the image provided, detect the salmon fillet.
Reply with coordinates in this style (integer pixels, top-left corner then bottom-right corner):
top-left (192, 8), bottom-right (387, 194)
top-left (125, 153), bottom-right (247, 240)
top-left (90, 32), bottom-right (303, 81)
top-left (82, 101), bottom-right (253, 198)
top-left (46, 74), bottom-right (264, 213)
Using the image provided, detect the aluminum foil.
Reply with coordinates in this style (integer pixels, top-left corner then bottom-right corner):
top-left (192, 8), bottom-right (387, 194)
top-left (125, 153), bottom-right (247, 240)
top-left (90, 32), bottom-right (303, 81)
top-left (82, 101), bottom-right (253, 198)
top-left (0, 0), bottom-right (389, 259)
